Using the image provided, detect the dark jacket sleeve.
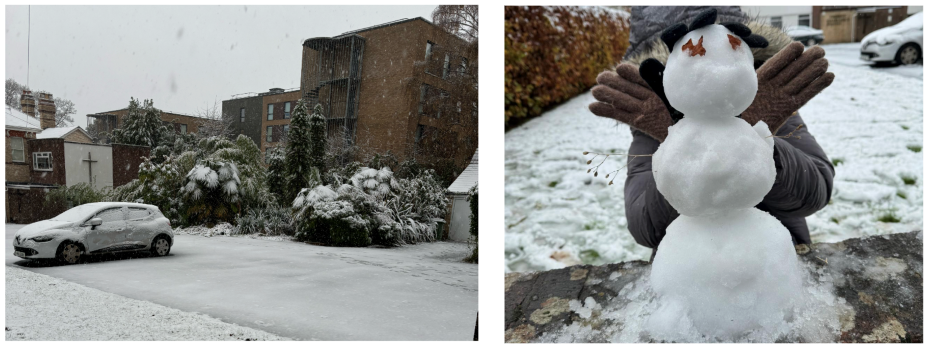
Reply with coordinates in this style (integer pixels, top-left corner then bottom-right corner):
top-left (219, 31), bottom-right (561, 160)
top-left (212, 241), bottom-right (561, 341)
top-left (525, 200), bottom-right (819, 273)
top-left (756, 113), bottom-right (835, 217)
top-left (624, 129), bottom-right (679, 249)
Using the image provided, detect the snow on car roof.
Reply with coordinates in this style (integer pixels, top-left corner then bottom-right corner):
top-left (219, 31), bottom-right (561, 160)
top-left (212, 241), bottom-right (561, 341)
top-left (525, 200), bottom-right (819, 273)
top-left (863, 12), bottom-right (923, 43)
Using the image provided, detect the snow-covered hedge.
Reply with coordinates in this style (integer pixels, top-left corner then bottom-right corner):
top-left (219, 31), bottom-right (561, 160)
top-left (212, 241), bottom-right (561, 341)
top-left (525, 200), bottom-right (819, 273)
top-left (291, 167), bottom-right (449, 247)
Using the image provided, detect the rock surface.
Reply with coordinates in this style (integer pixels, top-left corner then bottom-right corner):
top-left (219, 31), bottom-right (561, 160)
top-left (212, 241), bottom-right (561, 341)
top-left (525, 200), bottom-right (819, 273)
top-left (505, 231), bottom-right (923, 343)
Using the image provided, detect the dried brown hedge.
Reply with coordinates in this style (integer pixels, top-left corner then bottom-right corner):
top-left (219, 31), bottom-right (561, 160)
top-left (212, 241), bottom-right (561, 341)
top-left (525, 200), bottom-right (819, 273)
top-left (505, 6), bottom-right (630, 127)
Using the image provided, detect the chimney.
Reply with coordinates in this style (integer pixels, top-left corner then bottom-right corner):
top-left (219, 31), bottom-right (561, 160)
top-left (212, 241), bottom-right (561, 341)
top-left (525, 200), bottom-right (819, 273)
top-left (37, 92), bottom-right (56, 129)
top-left (19, 89), bottom-right (36, 116)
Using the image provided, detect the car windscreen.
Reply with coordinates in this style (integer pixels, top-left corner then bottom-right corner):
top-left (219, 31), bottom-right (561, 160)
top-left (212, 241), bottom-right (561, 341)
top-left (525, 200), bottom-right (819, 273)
top-left (49, 205), bottom-right (106, 222)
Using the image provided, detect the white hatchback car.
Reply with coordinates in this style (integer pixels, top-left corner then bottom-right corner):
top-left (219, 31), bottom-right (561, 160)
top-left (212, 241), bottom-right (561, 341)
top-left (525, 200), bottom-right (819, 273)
top-left (860, 12), bottom-right (923, 65)
top-left (13, 202), bottom-right (174, 264)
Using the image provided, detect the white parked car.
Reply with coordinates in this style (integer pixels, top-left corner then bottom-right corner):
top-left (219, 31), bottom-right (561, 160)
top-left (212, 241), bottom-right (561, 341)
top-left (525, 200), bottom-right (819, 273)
top-left (860, 12), bottom-right (923, 65)
top-left (13, 202), bottom-right (174, 264)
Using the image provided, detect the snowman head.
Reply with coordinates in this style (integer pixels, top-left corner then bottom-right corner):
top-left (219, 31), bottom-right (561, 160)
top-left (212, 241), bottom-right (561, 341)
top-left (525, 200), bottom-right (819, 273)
top-left (660, 9), bottom-right (769, 120)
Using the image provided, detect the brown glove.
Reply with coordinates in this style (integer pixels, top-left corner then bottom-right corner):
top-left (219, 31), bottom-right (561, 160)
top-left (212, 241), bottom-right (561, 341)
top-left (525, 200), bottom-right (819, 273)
top-left (742, 42), bottom-right (836, 134)
top-left (588, 63), bottom-right (675, 142)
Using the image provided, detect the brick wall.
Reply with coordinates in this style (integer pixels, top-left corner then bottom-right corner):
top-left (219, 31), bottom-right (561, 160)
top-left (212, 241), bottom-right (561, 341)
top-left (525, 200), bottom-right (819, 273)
top-left (27, 138), bottom-right (66, 186)
top-left (222, 95), bottom-right (264, 146)
top-left (6, 129), bottom-right (36, 183)
top-left (99, 108), bottom-right (207, 135)
top-left (112, 143), bottom-right (151, 187)
top-left (62, 130), bottom-right (93, 144)
top-left (260, 90), bottom-right (302, 158)
top-left (6, 187), bottom-right (59, 224)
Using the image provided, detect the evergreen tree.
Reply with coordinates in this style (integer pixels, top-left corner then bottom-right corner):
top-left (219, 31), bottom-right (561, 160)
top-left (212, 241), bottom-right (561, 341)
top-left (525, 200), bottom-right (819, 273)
top-left (265, 146), bottom-right (288, 205)
top-left (309, 103), bottom-right (327, 175)
top-left (110, 98), bottom-right (168, 148)
top-left (283, 99), bottom-right (314, 202)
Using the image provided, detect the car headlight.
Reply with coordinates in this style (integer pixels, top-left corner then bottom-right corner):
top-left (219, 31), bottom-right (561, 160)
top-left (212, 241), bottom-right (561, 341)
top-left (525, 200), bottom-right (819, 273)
top-left (29, 235), bottom-right (56, 242)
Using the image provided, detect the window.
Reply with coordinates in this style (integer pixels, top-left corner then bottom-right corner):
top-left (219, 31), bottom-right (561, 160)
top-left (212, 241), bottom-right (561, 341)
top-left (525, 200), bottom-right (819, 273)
top-left (283, 125), bottom-right (289, 135)
top-left (180, 124), bottom-right (187, 134)
top-left (10, 137), bottom-right (24, 162)
top-left (442, 54), bottom-right (450, 79)
top-left (459, 57), bottom-right (468, 75)
top-left (266, 126), bottom-right (273, 142)
top-left (268, 104), bottom-right (274, 120)
top-left (284, 102), bottom-right (291, 118)
top-left (798, 14), bottom-right (810, 27)
top-left (415, 125), bottom-right (424, 143)
top-left (418, 84), bottom-right (428, 114)
top-left (240, 108), bottom-right (245, 123)
top-left (425, 41), bottom-right (434, 60)
top-left (128, 207), bottom-right (151, 221)
top-left (94, 207), bottom-right (124, 223)
top-left (265, 148), bottom-right (271, 163)
top-left (770, 16), bottom-right (782, 29)
top-left (33, 152), bottom-right (52, 171)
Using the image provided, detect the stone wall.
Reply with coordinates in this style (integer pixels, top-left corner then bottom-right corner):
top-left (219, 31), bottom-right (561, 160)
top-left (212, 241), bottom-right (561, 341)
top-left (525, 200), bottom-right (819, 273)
top-left (505, 231), bottom-right (923, 343)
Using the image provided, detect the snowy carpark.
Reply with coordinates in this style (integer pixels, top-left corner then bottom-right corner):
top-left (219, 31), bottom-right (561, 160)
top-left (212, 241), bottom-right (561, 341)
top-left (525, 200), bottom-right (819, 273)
top-left (505, 43), bottom-right (923, 272)
top-left (6, 224), bottom-right (477, 340)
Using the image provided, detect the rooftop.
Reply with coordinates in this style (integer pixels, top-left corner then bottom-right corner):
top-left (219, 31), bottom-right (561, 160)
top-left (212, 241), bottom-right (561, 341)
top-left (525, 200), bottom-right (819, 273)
top-left (447, 148), bottom-right (478, 194)
top-left (36, 125), bottom-right (91, 140)
top-left (5, 106), bottom-right (42, 131)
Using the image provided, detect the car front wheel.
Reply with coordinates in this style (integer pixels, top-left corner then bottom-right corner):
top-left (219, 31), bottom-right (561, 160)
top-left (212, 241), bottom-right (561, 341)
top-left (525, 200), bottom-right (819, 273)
top-left (151, 236), bottom-right (171, 257)
top-left (57, 242), bottom-right (83, 264)
top-left (807, 38), bottom-right (817, 47)
top-left (896, 43), bottom-right (921, 65)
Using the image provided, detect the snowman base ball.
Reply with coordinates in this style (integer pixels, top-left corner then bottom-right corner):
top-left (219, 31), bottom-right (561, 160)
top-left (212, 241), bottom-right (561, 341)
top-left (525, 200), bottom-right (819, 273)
top-left (648, 208), bottom-right (805, 341)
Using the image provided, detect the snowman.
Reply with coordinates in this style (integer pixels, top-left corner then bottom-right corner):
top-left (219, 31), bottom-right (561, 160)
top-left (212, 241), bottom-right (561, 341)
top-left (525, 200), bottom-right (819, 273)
top-left (642, 9), bottom-right (807, 340)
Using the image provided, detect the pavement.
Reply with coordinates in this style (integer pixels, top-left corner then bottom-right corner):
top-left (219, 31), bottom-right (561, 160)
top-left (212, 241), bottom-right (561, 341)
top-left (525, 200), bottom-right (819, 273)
top-left (6, 224), bottom-right (478, 340)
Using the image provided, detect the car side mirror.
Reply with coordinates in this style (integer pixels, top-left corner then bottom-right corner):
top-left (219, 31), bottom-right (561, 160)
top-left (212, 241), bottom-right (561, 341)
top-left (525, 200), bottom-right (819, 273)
top-left (85, 218), bottom-right (103, 230)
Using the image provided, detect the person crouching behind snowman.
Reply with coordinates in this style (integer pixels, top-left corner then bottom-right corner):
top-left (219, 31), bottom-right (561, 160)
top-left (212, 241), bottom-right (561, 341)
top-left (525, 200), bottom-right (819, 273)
top-left (589, 6), bottom-right (835, 261)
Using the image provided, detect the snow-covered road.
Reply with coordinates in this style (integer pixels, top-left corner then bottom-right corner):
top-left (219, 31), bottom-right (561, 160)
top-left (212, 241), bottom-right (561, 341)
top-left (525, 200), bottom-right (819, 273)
top-left (505, 43), bottom-right (922, 273)
top-left (6, 224), bottom-right (477, 340)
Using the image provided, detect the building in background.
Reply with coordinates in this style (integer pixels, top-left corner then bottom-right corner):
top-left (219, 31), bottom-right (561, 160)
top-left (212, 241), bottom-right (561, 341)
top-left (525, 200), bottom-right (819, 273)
top-left (86, 106), bottom-right (207, 143)
top-left (6, 92), bottom-right (148, 224)
top-left (445, 148), bottom-right (477, 241)
top-left (814, 6), bottom-right (922, 43)
top-left (260, 88), bottom-right (302, 158)
top-left (743, 6), bottom-right (923, 44)
top-left (300, 17), bottom-right (478, 170)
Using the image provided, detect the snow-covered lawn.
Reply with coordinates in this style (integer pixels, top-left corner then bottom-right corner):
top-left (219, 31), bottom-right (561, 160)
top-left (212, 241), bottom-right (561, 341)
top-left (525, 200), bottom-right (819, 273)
top-left (6, 224), bottom-right (477, 340)
top-left (5, 266), bottom-right (288, 341)
top-left (505, 44), bottom-right (923, 273)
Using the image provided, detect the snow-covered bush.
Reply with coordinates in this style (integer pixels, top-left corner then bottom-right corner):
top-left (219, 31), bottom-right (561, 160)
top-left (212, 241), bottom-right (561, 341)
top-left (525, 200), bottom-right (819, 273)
top-left (265, 146), bottom-right (288, 205)
top-left (376, 169), bottom-right (449, 245)
top-left (350, 166), bottom-right (399, 198)
top-left (182, 159), bottom-right (240, 226)
top-left (234, 205), bottom-right (294, 236)
top-left (44, 183), bottom-right (110, 210)
top-left (109, 154), bottom-right (188, 223)
top-left (109, 98), bottom-right (170, 148)
top-left (466, 184), bottom-right (478, 263)
top-left (291, 183), bottom-right (371, 246)
top-left (199, 135), bottom-right (272, 210)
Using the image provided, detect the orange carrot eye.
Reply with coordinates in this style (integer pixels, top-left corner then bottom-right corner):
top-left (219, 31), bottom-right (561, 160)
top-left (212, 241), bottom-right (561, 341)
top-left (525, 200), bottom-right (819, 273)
top-left (681, 36), bottom-right (706, 57)
top-left (727, 34), bottom-right (741, 50)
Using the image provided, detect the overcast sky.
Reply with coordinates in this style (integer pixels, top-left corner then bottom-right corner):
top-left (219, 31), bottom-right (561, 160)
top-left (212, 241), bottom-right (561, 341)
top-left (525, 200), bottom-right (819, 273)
top-left (5, 5), bottom-right (437, 128)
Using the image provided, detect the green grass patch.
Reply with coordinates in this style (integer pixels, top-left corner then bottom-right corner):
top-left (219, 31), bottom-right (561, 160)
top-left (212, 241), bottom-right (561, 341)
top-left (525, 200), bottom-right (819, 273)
top-left (831, 158), bottom-right (844, 166)
top-left (579, 249), bottom-right (601, 264)
top-left (877, 212), bottom-right (901, 223)
top-left (901, 175), bottom-right (918, 185)
top-left (897, 191), bottom-right (908, 199)
top-left (901, 125), bottom-right (910, 130)
top-left (548, 181), bottom-right (559, 188)
top-left (830, 217), bottom-right (841, 224)
top-left (907, 145), bottom-right (922, 153)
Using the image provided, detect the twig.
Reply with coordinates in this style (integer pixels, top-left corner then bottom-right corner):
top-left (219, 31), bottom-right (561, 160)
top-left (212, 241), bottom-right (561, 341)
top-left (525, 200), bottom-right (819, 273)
top-left (583, 151), bottom-right (654, 185)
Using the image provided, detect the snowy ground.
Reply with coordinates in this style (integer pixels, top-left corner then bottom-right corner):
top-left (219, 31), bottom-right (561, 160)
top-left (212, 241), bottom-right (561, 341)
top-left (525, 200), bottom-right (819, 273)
top-left (505, 43), bottom-right (923, 273)
top-left (6, 224), bottom-right (478, 340)
top-left (5, 266), bottom-right (288, 341)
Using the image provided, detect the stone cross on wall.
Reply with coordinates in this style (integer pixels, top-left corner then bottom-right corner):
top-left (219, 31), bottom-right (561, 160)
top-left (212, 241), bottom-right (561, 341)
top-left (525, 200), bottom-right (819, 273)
top-left (82, 152), bottom-right (98, 184)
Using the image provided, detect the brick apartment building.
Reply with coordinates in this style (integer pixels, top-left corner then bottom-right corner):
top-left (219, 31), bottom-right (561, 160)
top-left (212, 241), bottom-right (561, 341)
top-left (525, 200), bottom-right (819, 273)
top-left (87, 105), bottom-right (208, 143)
top-left (222, 87), bottom-right (301, 157)
top-left (301, 17), bottom-right (478, 169)
top-left (6, 91), bottom-right (149, 223)
top-left (224, 17), bottom-right (478, 170)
